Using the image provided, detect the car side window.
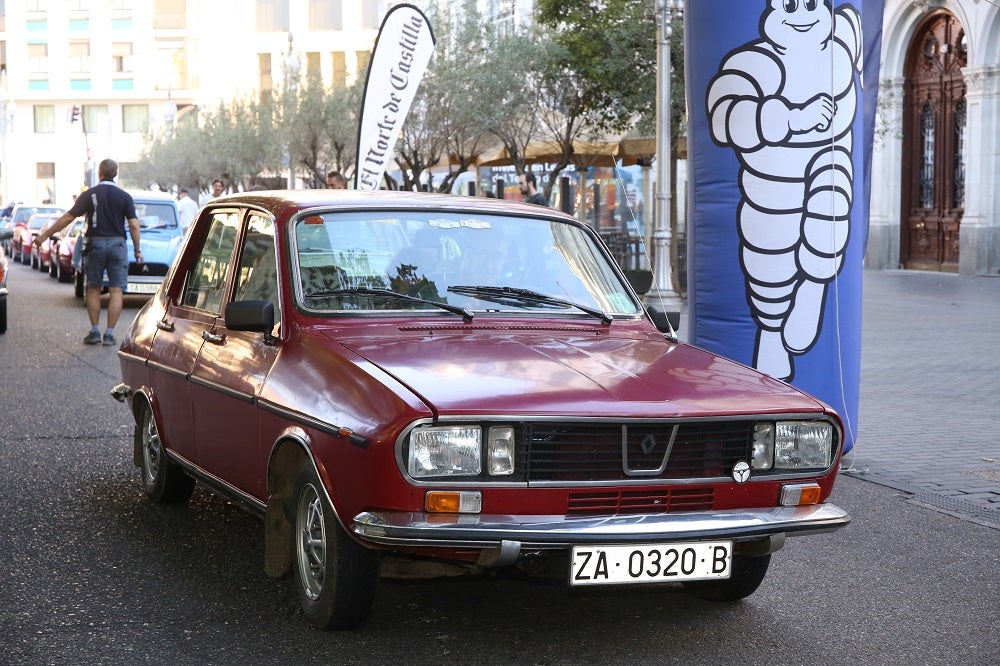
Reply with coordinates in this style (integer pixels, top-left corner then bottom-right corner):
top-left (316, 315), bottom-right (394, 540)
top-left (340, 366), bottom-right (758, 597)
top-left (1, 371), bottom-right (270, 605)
top-left (234, 213), bottom-right (280, 327)
top-left (180, 211), bottom-right (240, 313)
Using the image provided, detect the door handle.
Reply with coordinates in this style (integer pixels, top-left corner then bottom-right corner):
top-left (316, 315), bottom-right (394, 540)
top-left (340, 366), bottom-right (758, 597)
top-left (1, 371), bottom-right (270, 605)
top-left (201, 330), bottom-right (225, 344)
top-left (156, 319), bottom-right (175, 332)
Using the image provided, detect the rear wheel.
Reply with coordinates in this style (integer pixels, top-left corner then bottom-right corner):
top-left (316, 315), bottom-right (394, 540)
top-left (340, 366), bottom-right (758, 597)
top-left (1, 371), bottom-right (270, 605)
top-left (74, 270), bottom-right (84, 298)
top-left (292, 463), bottom-right (379, 630)
top-left (137, 402), bottom-right (194, 503)
top-left (0, 298), bottom-right (7, 334)
top-left (683, 554), bottom-right (771, 602)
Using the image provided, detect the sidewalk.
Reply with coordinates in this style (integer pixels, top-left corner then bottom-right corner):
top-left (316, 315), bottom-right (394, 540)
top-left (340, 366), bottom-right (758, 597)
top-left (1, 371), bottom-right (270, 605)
top-left (677, 269), bottom-right (1000, 528)
top-left (844, 269), bottom-right (1000, 528)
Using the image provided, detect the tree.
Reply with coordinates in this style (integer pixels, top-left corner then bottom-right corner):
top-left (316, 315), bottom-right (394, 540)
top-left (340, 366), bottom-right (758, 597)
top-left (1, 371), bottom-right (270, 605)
top-left (535, 0), bottom-right (658, 133)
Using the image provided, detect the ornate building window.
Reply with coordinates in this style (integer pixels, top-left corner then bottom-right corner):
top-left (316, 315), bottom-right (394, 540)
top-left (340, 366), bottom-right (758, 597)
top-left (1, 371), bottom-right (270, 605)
top-left (919, 102), bottom-right (935, 209)
top-left (952, 97), bottom-right (966, 209)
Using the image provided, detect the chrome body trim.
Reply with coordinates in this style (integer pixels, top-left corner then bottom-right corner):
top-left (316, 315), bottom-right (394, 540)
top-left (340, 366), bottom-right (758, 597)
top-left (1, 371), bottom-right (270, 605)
top-left (352, 503), bottom-right (850, 550)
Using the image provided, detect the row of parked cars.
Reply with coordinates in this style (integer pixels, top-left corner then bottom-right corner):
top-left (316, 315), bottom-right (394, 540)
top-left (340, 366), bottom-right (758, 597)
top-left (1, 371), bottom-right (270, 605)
top-left (0, 191), bottom-right (185, 333)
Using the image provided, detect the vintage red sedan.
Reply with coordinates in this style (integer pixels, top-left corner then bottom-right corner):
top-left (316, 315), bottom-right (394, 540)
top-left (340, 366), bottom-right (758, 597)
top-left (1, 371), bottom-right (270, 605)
top-left (113, 190), bottom-right (849, 630)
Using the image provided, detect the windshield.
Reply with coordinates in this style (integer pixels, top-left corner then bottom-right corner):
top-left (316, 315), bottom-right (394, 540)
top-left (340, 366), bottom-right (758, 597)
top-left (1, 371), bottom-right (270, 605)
top-left (293, 210), bottom-right (640, 317)
top-left (14, 207), bottom-right (63, 223)
top-left (134, 202), bottom-right (179, 229)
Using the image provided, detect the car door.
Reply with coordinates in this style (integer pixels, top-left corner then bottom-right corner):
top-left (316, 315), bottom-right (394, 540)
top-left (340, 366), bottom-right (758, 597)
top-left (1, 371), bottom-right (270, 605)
top-left (144, 208), bottom-right (240, 462)
top-left (189, 211), bottom-right (280, 500)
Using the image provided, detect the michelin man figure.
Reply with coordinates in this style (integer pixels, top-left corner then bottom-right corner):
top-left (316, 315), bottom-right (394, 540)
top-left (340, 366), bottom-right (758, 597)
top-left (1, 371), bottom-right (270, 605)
top-left (706, 1), bottom-right (863, 380)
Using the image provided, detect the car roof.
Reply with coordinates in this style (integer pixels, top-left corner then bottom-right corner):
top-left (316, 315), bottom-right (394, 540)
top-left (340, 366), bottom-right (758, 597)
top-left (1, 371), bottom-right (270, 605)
top-left (203, 189), bottom-right (572, 222)
top-left (127, 190), bottom-right (178, 204)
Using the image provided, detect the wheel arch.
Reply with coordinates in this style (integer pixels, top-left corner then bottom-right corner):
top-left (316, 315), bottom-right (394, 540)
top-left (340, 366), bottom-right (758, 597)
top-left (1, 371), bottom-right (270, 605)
top-left (263, 427), bottom-right (362, 577)
top-left (128, 388), bottom-right (155, 469)
top-left (263, 430), bottom-right (313, 578)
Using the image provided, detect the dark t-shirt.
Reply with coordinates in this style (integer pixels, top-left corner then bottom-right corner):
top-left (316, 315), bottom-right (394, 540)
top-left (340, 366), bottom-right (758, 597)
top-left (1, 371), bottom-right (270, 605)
top-left (525, 192), bottom-right (548, 207)
top-left (69, 180), bottom-right (137, 238)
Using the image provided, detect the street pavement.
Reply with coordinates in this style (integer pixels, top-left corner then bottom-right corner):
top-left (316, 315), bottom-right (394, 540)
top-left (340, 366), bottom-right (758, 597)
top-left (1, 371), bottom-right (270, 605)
top-left (0, 261), bottom-right (997, 664)
top-left (679, 268), bottom-right (1000, 529)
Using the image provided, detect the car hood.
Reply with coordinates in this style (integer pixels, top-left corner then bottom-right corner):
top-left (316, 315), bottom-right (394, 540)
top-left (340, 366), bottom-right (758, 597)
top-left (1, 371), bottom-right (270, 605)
top-left (127, 228), bottom-right (182, 263)
top-left (329, 327), bottom-right (825, 418)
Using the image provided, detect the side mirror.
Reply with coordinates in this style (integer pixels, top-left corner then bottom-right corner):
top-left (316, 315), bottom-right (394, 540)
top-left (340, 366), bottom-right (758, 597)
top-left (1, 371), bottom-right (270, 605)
top-left (225, 299), bottom-right (276, 345)
top-left (646, 305), bottom-right (680, 337)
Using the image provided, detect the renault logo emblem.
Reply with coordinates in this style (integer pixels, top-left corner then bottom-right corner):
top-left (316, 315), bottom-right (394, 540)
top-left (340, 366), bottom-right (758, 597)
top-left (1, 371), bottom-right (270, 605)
top-left (732, 461), bottom-right (751, 484)
top-left (622, 425), bottom-right (678, 477)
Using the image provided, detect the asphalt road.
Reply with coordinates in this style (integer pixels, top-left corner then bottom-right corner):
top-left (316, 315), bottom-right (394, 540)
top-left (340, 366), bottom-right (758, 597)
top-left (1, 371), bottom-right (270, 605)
top-left (1, 260), bottom-right (997, 665)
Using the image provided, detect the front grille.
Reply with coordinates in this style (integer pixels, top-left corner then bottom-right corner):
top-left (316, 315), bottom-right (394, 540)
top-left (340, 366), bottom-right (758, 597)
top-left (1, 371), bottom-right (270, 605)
top-left (567, 487), bottom-right (715, 515)
top-left (526, 421), bottom-right (754, 482)
top-left (128, 262), bottom-right (169, 276)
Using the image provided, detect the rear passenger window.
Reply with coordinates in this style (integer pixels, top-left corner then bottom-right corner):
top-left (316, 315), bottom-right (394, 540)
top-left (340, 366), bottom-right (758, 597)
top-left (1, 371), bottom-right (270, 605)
top-left (180, 211), bottom-right (240, 313)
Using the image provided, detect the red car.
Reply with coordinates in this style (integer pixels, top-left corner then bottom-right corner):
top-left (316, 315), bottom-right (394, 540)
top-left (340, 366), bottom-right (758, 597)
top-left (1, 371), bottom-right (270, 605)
top-left (113, 191), bottom-right (849, 630)
top-left (49, 216), bottom-right (85, 282)
top-left (8, 204), bottom-right (64, 264)
top-left (29, 214), bottom-right (64, 271)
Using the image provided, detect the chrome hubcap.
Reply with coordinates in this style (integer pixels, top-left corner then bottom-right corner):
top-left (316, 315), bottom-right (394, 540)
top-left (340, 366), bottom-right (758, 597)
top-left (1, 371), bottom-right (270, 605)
top-left (296, 482), bottom-right (327, 600)
top-left (142, 413), bottom-right (161, 484)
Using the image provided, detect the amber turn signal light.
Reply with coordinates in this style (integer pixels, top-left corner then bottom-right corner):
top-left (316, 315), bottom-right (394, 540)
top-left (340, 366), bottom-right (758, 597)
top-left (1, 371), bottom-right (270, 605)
top-left (425, 490), bottom-right (482, 514)
top-left (779, 483), bottom-right (822, 506)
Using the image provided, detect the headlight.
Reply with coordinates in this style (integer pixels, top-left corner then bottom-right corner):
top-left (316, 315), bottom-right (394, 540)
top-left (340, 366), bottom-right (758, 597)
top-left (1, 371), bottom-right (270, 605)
top-left (774, 421), bottom-right (833, 469)
top-left (487, 426), bottom-right (515, 476)
top-left (751, 423), bottom-right (775, 470)
top-left (408, 426), bottom-right (482, 478)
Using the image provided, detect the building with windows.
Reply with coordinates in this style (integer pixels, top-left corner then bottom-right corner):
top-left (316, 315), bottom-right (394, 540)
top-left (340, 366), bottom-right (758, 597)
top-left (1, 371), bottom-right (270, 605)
top-left (0, 0), bottom-right (387, 206)
top-left (868, 0), bottom-right (999, 276)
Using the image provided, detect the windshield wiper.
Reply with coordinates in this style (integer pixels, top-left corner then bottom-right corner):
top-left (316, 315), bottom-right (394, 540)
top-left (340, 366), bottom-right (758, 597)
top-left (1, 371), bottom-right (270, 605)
top-left (305, 287), bottom-right (474, 322)
top-left (447, 285), bottom-right (612, 325)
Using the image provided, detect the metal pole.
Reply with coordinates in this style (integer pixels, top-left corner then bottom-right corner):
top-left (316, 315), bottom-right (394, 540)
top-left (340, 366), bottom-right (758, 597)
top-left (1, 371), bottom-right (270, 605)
top-left (645, 0), bottom-right (683, 313)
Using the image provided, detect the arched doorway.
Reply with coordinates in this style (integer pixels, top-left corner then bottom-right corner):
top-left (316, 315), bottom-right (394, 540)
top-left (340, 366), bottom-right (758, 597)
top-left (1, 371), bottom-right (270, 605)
top-left (900, 11), bottom-right (968, 272)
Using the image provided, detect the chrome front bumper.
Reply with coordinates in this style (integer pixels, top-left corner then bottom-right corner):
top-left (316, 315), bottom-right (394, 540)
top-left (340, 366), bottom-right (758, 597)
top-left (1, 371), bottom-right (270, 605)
top-left (353, 503), bottom-right (850, 563)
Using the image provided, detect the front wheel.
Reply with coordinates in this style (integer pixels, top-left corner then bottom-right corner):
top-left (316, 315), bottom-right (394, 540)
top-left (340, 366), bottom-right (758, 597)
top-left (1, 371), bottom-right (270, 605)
top-left (683, 554), bottom-right (771, 602)
top-left (74, 270), bottom-right (84, 298)
top-left (292, 463), bottom-right (379, 630)
top-left (137, 402), bottom-right (194, 503)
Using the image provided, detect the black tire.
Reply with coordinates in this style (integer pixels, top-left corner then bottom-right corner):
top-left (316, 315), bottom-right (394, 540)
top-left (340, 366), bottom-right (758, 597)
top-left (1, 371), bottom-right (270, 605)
top-left (292, 463), bottom-right (379, 630)
top-left (31, 252), bottom-right (39, 270)
top-left (74, 270), bottom-right (84, 298)
top-left (683, 554), bottom-right (771, 602)
top-left (0, 298), bottom-right (7, 334)
top-left (48, 257), bottom-right (57, 278)
top-left (137, 402), bottom-right (195, 503)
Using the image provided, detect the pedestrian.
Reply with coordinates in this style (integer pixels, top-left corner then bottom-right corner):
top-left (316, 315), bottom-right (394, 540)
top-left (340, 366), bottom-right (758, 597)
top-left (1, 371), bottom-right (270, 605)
top-left (326, 170), bottom-right (348, 189)
top-left (33, 158), bottom-right (141, 346)
top-left (518, 172), bottom-right (548, 206)
top-left (176, 188), bottom-right (198, 233)
top-left (205, 178), bottom-right (225, 202)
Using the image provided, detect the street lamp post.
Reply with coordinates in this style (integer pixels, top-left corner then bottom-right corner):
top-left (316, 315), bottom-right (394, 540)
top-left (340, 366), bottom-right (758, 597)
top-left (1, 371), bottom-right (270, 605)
top-left (164, 93), bottom-right (177, 138)
top-left (645, 0), bottom-right (683, 315)
top-left (282, 33), bottom-right (301, 190)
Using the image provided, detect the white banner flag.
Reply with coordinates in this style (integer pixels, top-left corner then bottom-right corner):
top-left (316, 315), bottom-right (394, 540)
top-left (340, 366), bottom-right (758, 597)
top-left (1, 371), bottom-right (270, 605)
top-left (354, 3), bottom-right (436, 190)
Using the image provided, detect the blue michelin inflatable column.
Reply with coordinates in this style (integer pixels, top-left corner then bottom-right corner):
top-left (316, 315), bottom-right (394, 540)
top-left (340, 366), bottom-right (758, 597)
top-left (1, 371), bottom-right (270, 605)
top-left (686, 0), bottom-right (884, 452)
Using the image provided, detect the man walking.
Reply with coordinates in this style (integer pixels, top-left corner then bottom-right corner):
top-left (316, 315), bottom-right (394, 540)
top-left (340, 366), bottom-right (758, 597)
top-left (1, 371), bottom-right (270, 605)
top-left (177, 188), bottom-right (198, 233)
top-left (518, 172), bottom-right (548, 206)
top-left (34, 159), bottom-right (141, 346)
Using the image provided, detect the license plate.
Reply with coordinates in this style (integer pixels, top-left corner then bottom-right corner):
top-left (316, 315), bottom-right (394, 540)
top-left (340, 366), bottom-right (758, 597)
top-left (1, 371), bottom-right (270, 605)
top-left (127, 282), bottom-right (159, 294)
top-left (570, 541), bottom-right (732, 586)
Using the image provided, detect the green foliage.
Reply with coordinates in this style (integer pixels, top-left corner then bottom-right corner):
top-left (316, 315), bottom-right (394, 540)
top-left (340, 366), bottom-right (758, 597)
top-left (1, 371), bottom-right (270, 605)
top-left (129, 0), bottom-right (674, 197)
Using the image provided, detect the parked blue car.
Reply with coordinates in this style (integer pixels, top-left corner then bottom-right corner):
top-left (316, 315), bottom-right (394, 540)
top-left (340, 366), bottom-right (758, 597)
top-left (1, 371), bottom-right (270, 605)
top-left (75, 191), bottom-right (184, 297)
